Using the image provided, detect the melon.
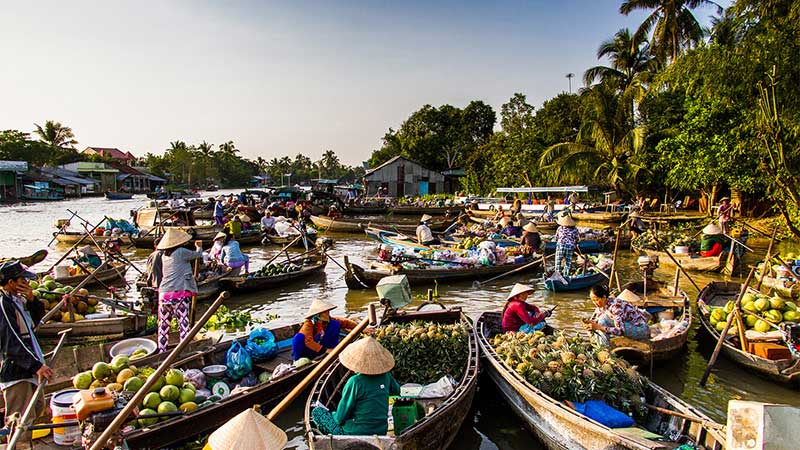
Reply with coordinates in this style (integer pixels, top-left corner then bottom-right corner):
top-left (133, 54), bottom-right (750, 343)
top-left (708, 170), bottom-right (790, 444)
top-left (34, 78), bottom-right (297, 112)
top-left (138, 408), bottom-right (158, 427)
top-left (165, 369), bottom-right (184, 386)
top-left (742, 301), bottom-right (757, 313)
top-left (770, 296), bottom-right (785, 311)
top-left (715, 321), bottom-right (726, 332)
top-left (143, 392), bottom-right (161, 409)
top-left (754, 298), bottom-right (770, 312)
top-left (179, 388), bottom-right (195, 405)
top-left (148, 374), bottom-right (165, 393)
top-left (160, 385), bottom-right (180, 403)
top-left (783, 310), bottom-right (800, 322)
top-left (745, 315), bottom-right (758, 328)
top-left (764, 309), bottom-right (783, 324)
top-left (754, 320), bottom-right (771, 333)
top-left (742, 293), bottom-right (757, 305)
top-left (124, 376), bottom-right (144, 393)
top-left (724, 301), bottom-right (735, 314)
top-left (117, 368), bottom-right (135, 384)
top-left (73, 371), bottom-right (93, 390)
top-left (92, 362), bottom-right (113, 381)
top-left (110, 355), bottom-right (130, 373)
top-left (157, 401), bottom-right (178, 417)
top-left (785, 301), bottom-right (798, 312)
top-left (179, 402), bottom-right (197, 413)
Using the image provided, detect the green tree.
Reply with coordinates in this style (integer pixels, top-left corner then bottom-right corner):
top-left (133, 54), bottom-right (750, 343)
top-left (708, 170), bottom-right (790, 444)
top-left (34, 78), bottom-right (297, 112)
top-left (583, 28), bottom-right (656, 91)
top-left (0, 130), bottom-right (52, 166)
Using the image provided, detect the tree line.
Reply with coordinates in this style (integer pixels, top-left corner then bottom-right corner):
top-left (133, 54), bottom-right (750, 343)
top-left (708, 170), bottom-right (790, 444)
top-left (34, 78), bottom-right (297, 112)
top-left (366, 0), bottom-right (800, 234)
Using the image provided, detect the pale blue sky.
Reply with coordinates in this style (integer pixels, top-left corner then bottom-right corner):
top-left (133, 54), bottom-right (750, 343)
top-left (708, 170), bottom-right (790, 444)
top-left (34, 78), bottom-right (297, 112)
top-left (1, 1), bottom-right (725, 165)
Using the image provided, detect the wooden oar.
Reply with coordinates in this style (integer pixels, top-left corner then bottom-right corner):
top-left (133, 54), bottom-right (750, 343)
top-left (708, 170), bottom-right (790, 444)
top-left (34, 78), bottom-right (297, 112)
top-left (89, 291), bottom-right (229, 450)
top-left (472, 256), bottom-right (543, 288)
top-left (190, 259), bottom-right (199, 326)
top-left (651, 232), bottom-right (701, 292)
top-left (607, 228), bottom-right (623, 291)
top-left (267, 303), bottom-right (376, 421)
top-left (699, 267), bottom-right (756, 387)
top-left (44, 216), bottom-right (107, 274)
top-left (263, 235), bottom-right (302, 266)
top-left (6, 328), bottom-right (71, 450)
top-left (756, 225), bottom-right (779, 290)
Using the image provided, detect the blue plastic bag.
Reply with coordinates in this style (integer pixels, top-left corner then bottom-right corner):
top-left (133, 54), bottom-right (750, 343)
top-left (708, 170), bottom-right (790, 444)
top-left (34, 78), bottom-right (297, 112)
top-left (225, 341), bottom-right (252, 380)
top-left (573, 400), bottom-right (634, 428)
top-left (245, 328), bottom-right (278, 362)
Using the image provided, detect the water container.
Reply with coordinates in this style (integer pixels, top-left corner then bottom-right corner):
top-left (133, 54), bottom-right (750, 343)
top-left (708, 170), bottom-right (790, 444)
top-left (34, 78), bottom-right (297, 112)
top-left (391, 398), bottom-right (425, 435)
top-left (54, 266), bottom-right (71, 279)
top-left (74, 387), bottom-right (115, 421)
top-left (50, 389), bottom-right (80, 446)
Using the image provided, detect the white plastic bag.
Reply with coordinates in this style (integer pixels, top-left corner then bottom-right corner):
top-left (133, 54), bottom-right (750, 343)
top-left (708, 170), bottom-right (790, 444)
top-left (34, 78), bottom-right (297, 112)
top-left (418, 376), bottom-right (456, 399)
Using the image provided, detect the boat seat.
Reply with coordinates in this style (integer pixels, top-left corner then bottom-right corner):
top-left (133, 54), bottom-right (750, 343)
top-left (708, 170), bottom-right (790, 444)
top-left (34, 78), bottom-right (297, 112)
top-left (615, 427), bottom-right (682, 449)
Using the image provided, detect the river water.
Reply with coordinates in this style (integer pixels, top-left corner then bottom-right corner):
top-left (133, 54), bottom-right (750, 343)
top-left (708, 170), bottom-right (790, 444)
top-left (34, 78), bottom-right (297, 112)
top-left (2, 192), bottom-right (799, 449)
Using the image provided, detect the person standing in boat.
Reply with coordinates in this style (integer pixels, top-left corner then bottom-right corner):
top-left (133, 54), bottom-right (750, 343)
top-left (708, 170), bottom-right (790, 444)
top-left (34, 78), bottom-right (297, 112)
top-left (416, 214), bottom-right (440, 246)
top-left (582, 285), bottom-right (650, 341)
top-left (700, 224), bottom-right (727, 257)
top-left (310, 336), bottom-right (400, 436)
top-left (542, 195), bottom-right (555, 222)
top-left (0, 261), bottom-right (51, 440)
top-left (292, 300), bottom-right (357, 361)
top-left (568, 191), bottom-right (579, 211)
top-left (516, 212), bottom-right (529, 228)
top-left (519, 223), bottom-right (542, 255)
top-left (501, 283), bottom-right (550, 333)
top-left (717, 197), bottom-right (734, 234)
top-left (213, 196), bottom-right (226, 225)
top-left (627, 211), bottom-right (646, 238)
top-left (553, 214), bottom-right (578, 278)
top-left (223, 214), bottom-right (243, 239)
top-left (155, 229), bottom-right (203, 353)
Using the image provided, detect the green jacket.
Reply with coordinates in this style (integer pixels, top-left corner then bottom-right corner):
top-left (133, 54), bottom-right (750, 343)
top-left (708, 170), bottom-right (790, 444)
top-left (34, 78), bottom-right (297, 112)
top-left (700, 234), bottom-right (727, 252)
top-left (333, 372), bottom-right (401, 436)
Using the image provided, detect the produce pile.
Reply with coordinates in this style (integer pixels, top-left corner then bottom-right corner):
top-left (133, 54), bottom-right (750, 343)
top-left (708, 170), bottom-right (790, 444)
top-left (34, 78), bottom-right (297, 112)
top-left (631, 230), bottom-right (699, 253)
top-left (492, 331), bottom-right (646, 418)
top-left (31, 277), bottom-right (98, 322)
top-left (756, 252), bottom-right (800, 281)
top-left (375, 321), bottom-right (469, 384)
top-left (247, 261), bottom-right (303, 278)
top-left (203, 305), bottom-right (268, 332)
top-left (452, 236), bottom-right (486, 250)
top-left (706, 293), bottom-right (799, 335)
top-left (568, 254), bottom-right (612, 278)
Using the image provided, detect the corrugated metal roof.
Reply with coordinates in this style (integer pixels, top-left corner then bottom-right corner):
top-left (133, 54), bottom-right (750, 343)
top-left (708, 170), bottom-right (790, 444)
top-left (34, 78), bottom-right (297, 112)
top-left (0, 161), bottom-right (28, 171)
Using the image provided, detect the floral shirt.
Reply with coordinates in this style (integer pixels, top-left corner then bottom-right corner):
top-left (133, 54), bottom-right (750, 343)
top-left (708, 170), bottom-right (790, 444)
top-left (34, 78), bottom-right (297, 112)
top-left (598, 297), bottom-right (648, 336)
top-left (555, 226), bottom-right (579, 247)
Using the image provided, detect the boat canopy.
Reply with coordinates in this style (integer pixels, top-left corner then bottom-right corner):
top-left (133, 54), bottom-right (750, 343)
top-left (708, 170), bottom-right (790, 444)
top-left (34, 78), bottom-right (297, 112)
top-left (496, 186), bottom-right (593, 194)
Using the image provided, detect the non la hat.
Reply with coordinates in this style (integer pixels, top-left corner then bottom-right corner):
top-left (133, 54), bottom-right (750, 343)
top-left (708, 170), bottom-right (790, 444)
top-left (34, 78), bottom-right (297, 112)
top-left (213, 232), bottom-right (227, 241)
top-left (703, 223), bottom-right (723, 235)
top-left (557, 214), bottom-right (576, 227)
top-left (507, 283), bottom-right (535, 300)
top-left (79, 245), bottom-right (97, 256)
top-left (616, 289), bottom-right (642, 304)
top-left (523, 222), bottom-right (539, 233)
top-left (156, 228), bottom-right (193, 250)
top-left (500, 217), bottom-right (512, 226)
top-left (206, 408), bottom-right (287, 450)
top-left (339, 336), bottom-right (395, 375)
top-left (420, 214), bottom-right (433, 222)
top-left (305, 299), bottom-right (336, 318)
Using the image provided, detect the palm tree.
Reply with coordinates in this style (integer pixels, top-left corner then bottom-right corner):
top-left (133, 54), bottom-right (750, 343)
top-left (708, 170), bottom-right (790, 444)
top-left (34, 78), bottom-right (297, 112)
top-left (218, 141), bottom-right (238, 156)
top-left (583, 28), bottom-right (655, 91)
top-left (197, 141), bottom-right (214, 183)
top-left (539, 84), bottom-right (646, 196)
top-left (33, 120), bottom-right (78, 149)
top-left (620, 0), bottom-right (721, 62)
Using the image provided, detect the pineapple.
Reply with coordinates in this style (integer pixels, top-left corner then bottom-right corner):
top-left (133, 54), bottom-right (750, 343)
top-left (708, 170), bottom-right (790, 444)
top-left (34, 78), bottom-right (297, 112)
top-left (596, 350), bottom-right (611, 363)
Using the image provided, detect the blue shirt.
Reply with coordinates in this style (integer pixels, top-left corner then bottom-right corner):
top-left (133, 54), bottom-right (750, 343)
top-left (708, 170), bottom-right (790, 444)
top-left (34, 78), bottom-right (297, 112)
top-left (221, 241), bottom-right (247, 264)
top-left (214, 201), bottom-right (225, 217)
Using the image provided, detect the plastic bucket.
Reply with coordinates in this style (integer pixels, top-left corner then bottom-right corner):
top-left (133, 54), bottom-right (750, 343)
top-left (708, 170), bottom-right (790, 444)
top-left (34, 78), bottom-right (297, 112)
top-left (53, 266), bottom-right (71, 279)
top-left (674, 246), bottom-right (689, 254)
top-left (51, 389), bottom-right (80, 445)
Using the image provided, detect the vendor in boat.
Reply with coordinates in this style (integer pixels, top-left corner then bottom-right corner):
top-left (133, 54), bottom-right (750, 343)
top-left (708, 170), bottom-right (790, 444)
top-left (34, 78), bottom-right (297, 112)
top-left (260, 210), bottom-right (276, 236)
top-left (0, 261), bottom-right (52, 438)
top-left (327, 203), bottom-right (342, 220)
top-left (553, 213), bottom-right (578, 277)
top-left (700, 223), bottom-right (727, 257)
top-left (220, 233), bottom-right (249, 276)
top-left (516, 212), bottom-right (529, 228)
top-left (492, 205), bottom-right (506, 222)
top-left (206, 232), bottom-right (226, 264)
top-left (511, 198), bottom-right (523, 215)
top-left (237, 214), bottom-right (252, 232)
top-left (155, 229), bottom-right (204, 353)
top-left (542, 195), bottom-right (555, 221)
top-left (582, 285), bottom-right (651, 341)
top-left (628, 210), bottom-right (646, 238)
top-left (213, 196), bottom-right (226, 225)
top-left (311, 336), bottom-right (400, 436)
top-left (223, 214), bottom-right (243, 239)
top-left (568, 191), bottom-right (579, 211)
top-left (519, 222), bottom-right (542, 255)
top-left (717, 197), bottom-right (733, 234)
top-left (75, 245), bottom-right (102, 269)
top-left (499, 217), bottom-right (521, 238)
top-left (416, 214), bottom-right (440, 246)
top-left (292, 300), bottom-right (357, 361)
top-left (502, 283), bottom-right (550, 333)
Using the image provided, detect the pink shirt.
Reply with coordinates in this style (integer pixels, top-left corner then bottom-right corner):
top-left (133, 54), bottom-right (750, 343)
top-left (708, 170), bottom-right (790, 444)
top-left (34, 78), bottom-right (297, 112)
top-left (502, 300), bottom-right (544, 333)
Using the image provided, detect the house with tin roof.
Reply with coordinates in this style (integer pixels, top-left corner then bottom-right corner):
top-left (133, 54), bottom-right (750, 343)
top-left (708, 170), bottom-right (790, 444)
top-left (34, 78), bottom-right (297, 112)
top-left (83, 147), bottom-right (136, 165)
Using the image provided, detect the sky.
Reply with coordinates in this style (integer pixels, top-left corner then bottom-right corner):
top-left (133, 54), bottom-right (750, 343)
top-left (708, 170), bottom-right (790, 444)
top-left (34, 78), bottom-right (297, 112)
top-left (0, 1), bottom-right (726, 166)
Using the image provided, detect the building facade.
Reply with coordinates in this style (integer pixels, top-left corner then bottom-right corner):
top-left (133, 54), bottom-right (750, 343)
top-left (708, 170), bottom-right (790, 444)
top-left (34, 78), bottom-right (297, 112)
top-left (363, 156), bottom-right (445, 197)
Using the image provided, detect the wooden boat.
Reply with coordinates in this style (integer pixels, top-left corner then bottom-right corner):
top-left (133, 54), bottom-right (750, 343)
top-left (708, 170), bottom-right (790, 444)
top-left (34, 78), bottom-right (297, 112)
top-left (131, 226), bottom-right (223, 249)
top-left (310, 214), bottom-right (451, 234)
top-left (52, 231), bottom-right (132, 247)
top-left (0, 249), bottom-right (48, 267)
top-left (106, 191), bottom-right (134, 200)
top-left (609, 280), bottom-right (691, 362)
top-left (466, 215), bottom-right (557, 234)
top-left (544, 239), bottom-right (603, 255)
top-left (220, 253), bottom-right (327, 293)
top-left (305, 308), bottom-right (478, 450)
top-left (476, 312), bottom-right (726, 450)
top-left (40, 263), bottom-right (128, 287)
top-left (632, 244), bottom-right (735, 274)
top-left (136, 269), bottom-right (229, 302)
top-left (191, 207), bottom-right (214, 220)
top-left (263, 229), bottom-right (319, 248)
top-left (342, 205), bottom-right (389, 215)
top-left (571, 210), bottom-right (626, 224)
top-left (37, 313), bottom-right (149, 342)
top-left (364, 226), bottom-right (519, 253)
top-left (544, 270), bottom-right (607, 292)
top-left (697, 281), bottom-right (800, 386)
top-left (344, 255), bottom-right (540, 288)
top-left (388, 205), bottom-right (458, 215)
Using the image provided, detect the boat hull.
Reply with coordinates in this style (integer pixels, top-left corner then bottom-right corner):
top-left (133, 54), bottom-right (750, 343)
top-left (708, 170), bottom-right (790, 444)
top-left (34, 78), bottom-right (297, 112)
top-left (632, 245), bottom-right (735, 273)
top-left (543, 271), bottom-right (607, 292)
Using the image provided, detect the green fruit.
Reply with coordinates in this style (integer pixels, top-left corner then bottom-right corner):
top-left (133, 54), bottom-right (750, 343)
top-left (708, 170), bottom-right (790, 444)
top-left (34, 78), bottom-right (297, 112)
top-left (754, 298), bottom-right (770, 312)
top-left (44, 280), bottom-right (57, 290)
top-left (745, 315), bottom-right (759, 327)
top-left (770, 296), bottom-right (785, 311)
top-left (160, 385), bottom-right (180, 402)
top-left (784, 310), bottom-right (800, 322)
top-left (715, 321), bottom-right (727, 332)
top-left (148, 374), bottom-right (165, 393)
top-left (785, 301), bottom-right (798, 312)
top-left (710, 308), bottom-right (727, 322)
top-left (28, 281), bottom-right (39, 290)
top-left (124, 376), bottom-right (144, 393)
top-left (724, 301), bottom-right (735, 314)
top-left (165, 369), bottom-right (184, 386)
top-left (138, 408), bottom-right (158, 427)
top-left (179, 388), bottom-right (195, 404)
top-left (742, 293), bottom-right (757, 304)
top-left (754, 320), bottom-right (771, 333)
top-left (157, 401), bottom-right (178, 417)
top-left (294, 357), bottom-right (311, 368)
top-left (110, 355), bottom-right (130, 374)
top-left (179, 402), bottom-right (197, 413)
top-left (73, 371), bottom-right (93, 389)
top-left (764, 309), bottom-right (783, 324)
top-left (742, 301), bottom-right (757, 313)
top-left (181, 382), bottom-right (196, 392)
top-left (92, 362), bottom-right (113, 381)
top-left (43, 275), bottom-right (53, 282)
top-left (143, 392), bottom-right (162, 409)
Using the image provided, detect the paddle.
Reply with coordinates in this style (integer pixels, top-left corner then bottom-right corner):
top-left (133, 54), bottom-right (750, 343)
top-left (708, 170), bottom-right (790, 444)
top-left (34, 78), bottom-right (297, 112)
top-left (266, 303), bottom-right (377, 421)
top-left (607, 228), bottom-right (623, 291)
top-left (756, 225), bottom-right (779, 290)
top-left (699, 267), bottom-right (756, 387)
top-left (89, 291), bottom-right (229, 450)
top-left (651, 231), bottom-right (702, 292)
top-left (472, 255), bottom-right (544, 288)
top-left (6, 328), bottom-right (71, 450)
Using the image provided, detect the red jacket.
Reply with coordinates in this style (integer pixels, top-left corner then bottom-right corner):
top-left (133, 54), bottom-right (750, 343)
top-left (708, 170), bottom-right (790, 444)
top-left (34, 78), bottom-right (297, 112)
top-left (502, 300), bottom-right (545, 333)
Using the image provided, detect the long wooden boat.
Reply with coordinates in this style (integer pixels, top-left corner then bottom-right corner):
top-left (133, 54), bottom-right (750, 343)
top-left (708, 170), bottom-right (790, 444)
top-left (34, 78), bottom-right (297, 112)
top-left (571, 211), bottom-right (626, 224)
top-left (305, 308), bottom-right (478, 450)
top-left (466, 215), bottom-right (558, 234)
top-left (544, 270), bottom-right (607, 292)
top-left (136, 268), bottom-right (229, 302)
top-left (106, 191), bottom-right (134, 200)
top-left (344, 255), bottom-right (540, 288)
top-left (632, 244), bottom-right (735, 274)
top-left (0, 249), bottom-right (48, 267)
top-left (342, 205), bottom-right (388, 215)
top-left (697, 281), bottom-right (800, 386)
top-left (39, 263), bottom-right (128, 287)
top-left (263, 231), bottom-right (319, 248)
top-left (311, 215), bottom-right (451, 234)
top-left (38, 313), bottom-right (150, 342)
top-left (609, 279), bottom-right (691, 362)
top-left (364, 226), bottom-right (519, 253)
top-left (52, 231), bottom-right (132, 247)
top-left (220, 254), bottom-right (327, 293)
top-left (191, 208), bottom-right (214, 220)
top-left (131, 226), bottom-right (224, 249)
top-left (388, 205), bottom-right (458, 215)
top-left (476, 312), bottom-right (726, 450)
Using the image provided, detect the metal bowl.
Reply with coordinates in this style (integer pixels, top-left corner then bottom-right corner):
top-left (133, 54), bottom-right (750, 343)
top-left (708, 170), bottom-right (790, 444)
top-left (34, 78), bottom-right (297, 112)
top-left (202, 365), bottom-right (228, 378)
top-left (109, 338), bottom-right (157, 359)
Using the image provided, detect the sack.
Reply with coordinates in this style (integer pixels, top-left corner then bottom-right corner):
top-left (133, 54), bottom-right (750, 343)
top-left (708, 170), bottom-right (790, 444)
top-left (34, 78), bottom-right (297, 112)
top-left (245, 328), bottom-right (278, 362)
top-left (573, 400), bottom-right (634, 428)
top-left (418, 376), bottom-right (456, 398)
top-left (225, 341), bottom-right (252, 379)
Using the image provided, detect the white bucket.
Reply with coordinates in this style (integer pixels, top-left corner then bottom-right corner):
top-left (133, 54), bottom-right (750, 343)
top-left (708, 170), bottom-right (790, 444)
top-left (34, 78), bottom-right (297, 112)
top-left (50, 389), bottom-right (80, 445)
top-left (674, 246), bottom-right (689, 254)
top-left (657, 310), bottom-right (675, 322)
top-left (53, 266), bottom-right (71, 279)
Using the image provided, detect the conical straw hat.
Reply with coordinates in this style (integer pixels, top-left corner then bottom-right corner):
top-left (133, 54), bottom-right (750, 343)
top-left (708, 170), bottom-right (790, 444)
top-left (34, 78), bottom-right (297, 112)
top-left (616, 289), bottom-right (641, 304)
top-left (703, 223), bottom-right (722, 235)
top-left (339, 336), bottom-right (395, 375)
top-left (420, 214), bottom-right (433, 222)
top-left (523, 222), bottom-right (538, 233)
top-left (305, 299), bottom-right (336, 318)
top-left (79, 245), bottom-right (97, 256)
top-left (207, 408), bottom-right (287, 450)
top-left (557, 214), bottom-right (576, 227)
top-left (500, 217), bottom-right (511, 226)
top-left (156, 228), bottom-right (193, 250)
top-left (506, 283), bottom-right (535, 300)
top-left (213, 232), bottom-right (227, 241)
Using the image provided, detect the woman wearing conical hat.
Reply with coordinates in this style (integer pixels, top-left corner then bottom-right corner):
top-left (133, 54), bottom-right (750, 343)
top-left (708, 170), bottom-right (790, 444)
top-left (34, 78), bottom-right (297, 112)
top-left (553, 213), bottom-right (578, 278)
top-left (311, 337), bottom-right (400, 436)
top-left (628, 210), bottom-right (646, 238)
top-left (416, 214), bottom-right (439, 246)
top-left (292, 300), bottom-right (358, 361)
top-left (501, 283), bottom-right (551, 333)
top-left (519, 222), bottom-right (542, 255)
top-left (75, 245), bottom-right (101, 269)
top-left (717, 197), bottom-right (734, 234)
top-left (699, 223), bottom-right (727, 257)
top-left (582, 284), bottom-right (650, 341)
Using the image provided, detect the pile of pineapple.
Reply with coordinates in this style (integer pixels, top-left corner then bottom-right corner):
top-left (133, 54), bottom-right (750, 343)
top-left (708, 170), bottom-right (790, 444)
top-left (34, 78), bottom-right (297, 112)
top-left (492, 331), bottom-right (646, 418)
top-left (374, 321), bottom-right (469, 384)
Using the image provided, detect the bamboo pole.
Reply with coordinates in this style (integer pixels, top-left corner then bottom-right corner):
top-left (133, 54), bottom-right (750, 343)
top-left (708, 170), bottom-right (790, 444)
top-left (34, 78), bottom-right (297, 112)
top-left (45, 216), bottom-right (107, 273)
top-left (607, 228), bottom-right (622, 291)
top-left (651, 232), bottom-right (701, 292)
top-left (35, 260), bottom-right (109, 330)
top-left (756, 226), bottom-right (779, 290)
top-left (89, 291), bottom-right (229, 450)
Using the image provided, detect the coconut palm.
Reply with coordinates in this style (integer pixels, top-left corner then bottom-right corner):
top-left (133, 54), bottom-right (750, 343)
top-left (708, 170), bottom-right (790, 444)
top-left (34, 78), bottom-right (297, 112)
top-left (218, 141), bottom-right (238, 156)
top-left (33, 120), bottom-right (78, 149)
top-left (197, 141), bottom-right (215, 183)
top-left (583, 28), bottom-right (656, 91)
top-left (539, 84), bottom-right (646, 196)
top-left (620, 0), bottom-right (721, 62)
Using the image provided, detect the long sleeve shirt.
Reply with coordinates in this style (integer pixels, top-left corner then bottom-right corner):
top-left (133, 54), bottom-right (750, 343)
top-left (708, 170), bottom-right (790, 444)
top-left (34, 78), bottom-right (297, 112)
top-left (214, 202), bottom-right (225, 217)
top-left (556, 226), bottom-right (579, 247)
top-left (298, 317), bottom-right (358, 354)
top-left (597, 298), bottom-right (648, 336)
top-left (334, 372), bottom-right (401, 436)
top-left (502, 300), bottom-right (545, 333)
top-left (220, 241), bottom-right (247, 265)
top-left (0, 291), bottom-right (45, 385)
top-left (159, 247), bottom-right (202, 294)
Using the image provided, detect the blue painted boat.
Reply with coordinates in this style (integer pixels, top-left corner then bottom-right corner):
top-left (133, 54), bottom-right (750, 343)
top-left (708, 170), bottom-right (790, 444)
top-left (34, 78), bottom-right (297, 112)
top-left (544, 270), bottom-right (607, 291)
top-left (544, 239), bottom-right (603, 255)
top-left (106, 191), bottom-right (134, 200)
